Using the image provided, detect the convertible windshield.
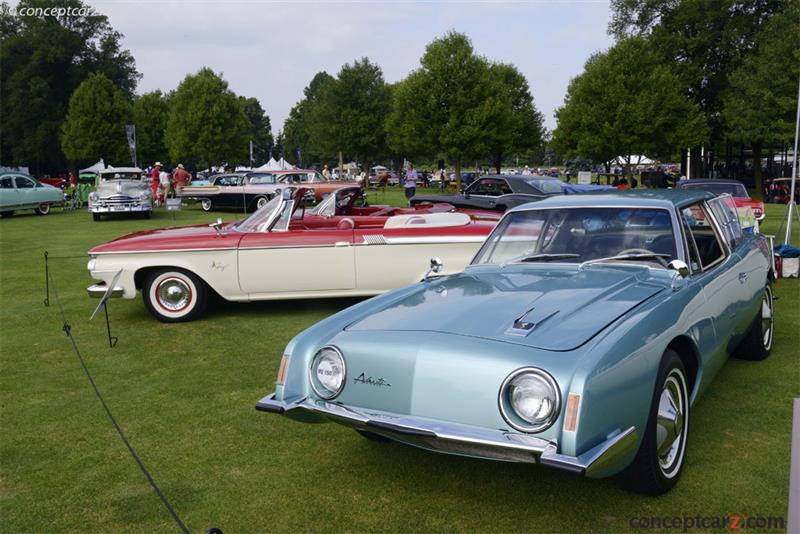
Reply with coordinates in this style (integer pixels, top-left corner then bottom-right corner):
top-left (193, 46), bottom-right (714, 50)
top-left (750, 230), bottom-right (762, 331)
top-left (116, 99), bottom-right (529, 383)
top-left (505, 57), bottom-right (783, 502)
top-left (473, 207), bottom-right (677, 266)
top-left (235, 195), bottom-right (284, 232)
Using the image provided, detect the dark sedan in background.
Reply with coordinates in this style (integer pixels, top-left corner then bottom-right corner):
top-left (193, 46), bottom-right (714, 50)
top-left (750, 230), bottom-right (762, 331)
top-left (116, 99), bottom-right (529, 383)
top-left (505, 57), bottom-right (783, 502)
top-left (410, 174), bottom-right (611, 211)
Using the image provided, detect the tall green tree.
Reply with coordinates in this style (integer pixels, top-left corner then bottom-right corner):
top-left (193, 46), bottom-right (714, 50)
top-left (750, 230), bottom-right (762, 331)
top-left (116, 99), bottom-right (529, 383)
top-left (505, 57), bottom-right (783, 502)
top-left (609, 0), bottom-right (784, 167)
top-left (239, 96), bottom-right (273, 166)
top-left (484, 63), bottom-right (545, 173)
top-left (307, 58), bottom-right (391, 167)
top-left (283, 71), bottom-right (335, 166)
top-left (164, 68), bottom-right (249, 169)
top-left (386, 31), bottom-right (496, 185)
top-left (132, 90), bottom-right (169, 167)
top-left (60, 72), bottom-right (131, 165)
top-left (723, 4), bottom-right (800, 195)
top-left (552, 37), bottom-right (709, 178)
top-left (0, 0), bottom-right (138, 173)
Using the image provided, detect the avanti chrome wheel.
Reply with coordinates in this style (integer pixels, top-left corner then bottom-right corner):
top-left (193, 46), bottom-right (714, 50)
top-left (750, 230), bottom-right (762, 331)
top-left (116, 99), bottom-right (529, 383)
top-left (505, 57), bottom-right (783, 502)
top-left (761, 285), bottom-right (773, 351)
top-left (733, 283), bottom-right (774, 361)
top-left (623, 350), bottom-right (689, 495)
top-left (143, 269), bottom-right (208, 322)
top-left (656, 368), bottom-right (688, 478)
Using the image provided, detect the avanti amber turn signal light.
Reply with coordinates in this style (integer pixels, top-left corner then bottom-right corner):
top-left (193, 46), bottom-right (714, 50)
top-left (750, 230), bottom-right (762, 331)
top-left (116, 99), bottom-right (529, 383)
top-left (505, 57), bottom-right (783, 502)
top-left (276, 355), bottom-right (289, 385)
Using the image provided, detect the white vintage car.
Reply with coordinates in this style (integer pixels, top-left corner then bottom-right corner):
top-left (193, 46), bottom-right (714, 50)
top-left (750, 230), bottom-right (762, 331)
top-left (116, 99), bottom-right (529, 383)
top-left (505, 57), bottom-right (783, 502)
top-left (86, 188), bottom-right (497, 322)
top-left (88, 167), bottom-right (153, 220)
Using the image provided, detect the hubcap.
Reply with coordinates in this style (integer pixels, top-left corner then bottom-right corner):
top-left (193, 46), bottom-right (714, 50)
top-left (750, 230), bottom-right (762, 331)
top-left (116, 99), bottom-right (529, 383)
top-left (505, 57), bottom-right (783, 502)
top-left (201, 200), bottom-right (212, 211)
top-left (39, 204), bottom-right (49, 213)
top-left (257, 197), bottom-right (268, 208)
top-left (656, 372), bottom-right (686, 474)
top-left (761, 288), bottom-right (773, 350)
top-left (156, 277), bottom-right (191, 311)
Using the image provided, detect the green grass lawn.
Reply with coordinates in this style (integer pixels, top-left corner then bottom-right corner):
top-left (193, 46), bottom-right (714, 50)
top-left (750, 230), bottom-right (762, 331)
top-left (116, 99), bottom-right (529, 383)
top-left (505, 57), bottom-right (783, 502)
top-left (1, 194), bottom-right (798, 532)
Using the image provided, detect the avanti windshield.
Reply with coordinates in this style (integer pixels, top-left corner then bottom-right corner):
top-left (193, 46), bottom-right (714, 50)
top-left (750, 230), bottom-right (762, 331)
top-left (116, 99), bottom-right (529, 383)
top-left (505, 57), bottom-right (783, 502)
top-left (473, 207), bottom-right (677, 266)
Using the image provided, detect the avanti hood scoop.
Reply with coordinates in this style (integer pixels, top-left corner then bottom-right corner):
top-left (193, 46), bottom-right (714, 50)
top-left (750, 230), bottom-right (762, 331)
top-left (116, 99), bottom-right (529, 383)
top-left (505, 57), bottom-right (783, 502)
top-left (347, 267), bottom-right (666, 351)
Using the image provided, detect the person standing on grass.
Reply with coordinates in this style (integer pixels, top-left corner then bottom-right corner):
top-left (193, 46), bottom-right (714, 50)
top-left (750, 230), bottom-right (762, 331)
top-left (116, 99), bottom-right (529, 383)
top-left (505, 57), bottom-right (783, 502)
top-left (404, 163), bottom-right (418, 201)
top-left (172, 164), bottom-right (191, 195)
top-left (150, 162), bottom-right (161, 206)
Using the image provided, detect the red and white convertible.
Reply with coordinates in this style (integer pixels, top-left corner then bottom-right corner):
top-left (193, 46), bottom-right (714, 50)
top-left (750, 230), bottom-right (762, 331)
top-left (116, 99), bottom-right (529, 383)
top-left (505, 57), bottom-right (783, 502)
top-left (87, 187), bottom-right (498, 321)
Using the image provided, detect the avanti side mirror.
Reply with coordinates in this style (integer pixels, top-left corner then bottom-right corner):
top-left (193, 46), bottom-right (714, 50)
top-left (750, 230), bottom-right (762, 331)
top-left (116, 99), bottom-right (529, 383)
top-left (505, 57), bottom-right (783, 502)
top-left (668, 259), bottom-right (689, 278)
top-left (424, 256), bottom-right (444, 281)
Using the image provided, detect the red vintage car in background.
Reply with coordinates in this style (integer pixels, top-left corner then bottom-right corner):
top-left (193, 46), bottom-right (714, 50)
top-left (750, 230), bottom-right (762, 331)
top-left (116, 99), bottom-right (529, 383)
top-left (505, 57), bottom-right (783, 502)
top-left (676, 178), bottom-right (765, 221)
top-left (38, 176), bottom-right (67, 189)
top-left (87, 187), bottom-right (499, 322)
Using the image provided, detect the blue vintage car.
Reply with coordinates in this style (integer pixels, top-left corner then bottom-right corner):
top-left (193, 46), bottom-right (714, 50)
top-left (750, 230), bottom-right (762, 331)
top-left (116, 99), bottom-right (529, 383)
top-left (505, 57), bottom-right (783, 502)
top-left (256, 190), bottom-right (774, 495)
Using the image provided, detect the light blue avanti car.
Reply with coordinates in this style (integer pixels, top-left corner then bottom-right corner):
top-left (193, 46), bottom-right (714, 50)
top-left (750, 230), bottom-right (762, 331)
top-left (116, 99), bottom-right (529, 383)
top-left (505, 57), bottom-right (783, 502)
top-left (256, 190), bottom-right (774, 495)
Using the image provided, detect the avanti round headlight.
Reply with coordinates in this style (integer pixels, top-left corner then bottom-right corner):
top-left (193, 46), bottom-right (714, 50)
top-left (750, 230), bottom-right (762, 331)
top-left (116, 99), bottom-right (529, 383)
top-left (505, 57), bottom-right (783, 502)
top-left (499, 368), bottom-right (560, 433)
top-left (310, 346), bottom-right (346, 399)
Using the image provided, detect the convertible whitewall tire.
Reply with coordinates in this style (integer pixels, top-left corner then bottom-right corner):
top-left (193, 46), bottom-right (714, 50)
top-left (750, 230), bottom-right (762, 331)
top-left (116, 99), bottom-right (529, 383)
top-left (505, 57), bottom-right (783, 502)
top-left (143, 269), bottom-right (208, 322)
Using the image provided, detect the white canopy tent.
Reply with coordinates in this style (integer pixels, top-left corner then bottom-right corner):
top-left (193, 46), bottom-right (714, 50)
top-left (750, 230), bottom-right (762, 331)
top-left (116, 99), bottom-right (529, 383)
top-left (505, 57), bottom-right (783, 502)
top-left (80, 160), bottom-right (106, 174)
top-left (612, 155), bottom-right (657, 167)
top-left (254, 158), bottom-right (296, 171)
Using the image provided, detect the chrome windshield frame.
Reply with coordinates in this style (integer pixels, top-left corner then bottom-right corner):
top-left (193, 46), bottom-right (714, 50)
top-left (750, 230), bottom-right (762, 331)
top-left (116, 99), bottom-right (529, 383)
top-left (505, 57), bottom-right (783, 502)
top-left (470, 205), bottom-right (686, 268)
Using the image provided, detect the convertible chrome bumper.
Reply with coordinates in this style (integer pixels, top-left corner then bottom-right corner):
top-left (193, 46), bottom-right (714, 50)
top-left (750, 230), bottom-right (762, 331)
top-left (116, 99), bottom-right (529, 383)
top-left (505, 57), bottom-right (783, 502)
top-left (256, 393), bottom-right (637, 478)
top-left (87, 282), bottom-right (124, 298)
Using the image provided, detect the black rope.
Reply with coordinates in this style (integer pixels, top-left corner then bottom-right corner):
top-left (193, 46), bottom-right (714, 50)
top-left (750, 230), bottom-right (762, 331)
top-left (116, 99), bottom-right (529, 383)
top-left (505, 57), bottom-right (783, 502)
top-left (46, 270), bottom-right (191, 534)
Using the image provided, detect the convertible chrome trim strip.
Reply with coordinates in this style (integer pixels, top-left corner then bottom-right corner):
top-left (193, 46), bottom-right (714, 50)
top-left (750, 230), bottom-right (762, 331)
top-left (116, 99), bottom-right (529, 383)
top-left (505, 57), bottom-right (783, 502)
top-left (256, 393), bottom-right (637, 477)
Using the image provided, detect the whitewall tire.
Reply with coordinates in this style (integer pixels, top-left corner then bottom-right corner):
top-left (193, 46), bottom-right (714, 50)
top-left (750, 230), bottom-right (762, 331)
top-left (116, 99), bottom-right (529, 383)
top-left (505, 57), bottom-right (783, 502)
top-left (142, 269), bottom-right (208, 322)
top-left (35, 203), bottom-right (50, 215)
top-left (201, 199), bottom-right (213, 212)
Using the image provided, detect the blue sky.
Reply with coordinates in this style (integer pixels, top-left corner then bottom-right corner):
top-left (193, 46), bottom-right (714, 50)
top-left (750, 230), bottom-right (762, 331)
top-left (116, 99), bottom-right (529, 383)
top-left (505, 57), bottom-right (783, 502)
top-left (38, 1), bottom-right (615, 132)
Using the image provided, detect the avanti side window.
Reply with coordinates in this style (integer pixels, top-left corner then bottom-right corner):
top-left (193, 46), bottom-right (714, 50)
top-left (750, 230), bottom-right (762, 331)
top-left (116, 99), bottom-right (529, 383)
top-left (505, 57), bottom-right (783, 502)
top-left (707, 195), bottom-right (743, 249)
top-left (680, 203), bottom-right (726, 271)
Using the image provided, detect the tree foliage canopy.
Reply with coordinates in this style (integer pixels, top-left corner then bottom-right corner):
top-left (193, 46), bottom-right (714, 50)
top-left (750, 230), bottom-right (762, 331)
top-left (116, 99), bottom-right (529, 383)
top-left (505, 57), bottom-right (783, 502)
top-left (132, 90), bottom-right (169, 167)
top-left (723, 4), bottom-right (800, 147)
top-left (0, 0), bottom-right (139, 172)
top-left (282, 71), bottom-right (335, 165)
top-left (164, 68), bottom-right (250, 169)
top-left (239, 96), bottom-right (274, 166)
top-left (552, 37), bottom-right (708, 169)
top-left (60, 72), bottom-right (132, 165)
top-left (306, 58), bottom-right (391, 165)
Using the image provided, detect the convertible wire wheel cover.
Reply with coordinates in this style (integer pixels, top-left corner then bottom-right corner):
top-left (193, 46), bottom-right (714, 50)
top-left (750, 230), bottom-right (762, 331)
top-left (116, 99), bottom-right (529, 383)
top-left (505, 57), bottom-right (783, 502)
top-left (499, 368), bottom-right (561, 433)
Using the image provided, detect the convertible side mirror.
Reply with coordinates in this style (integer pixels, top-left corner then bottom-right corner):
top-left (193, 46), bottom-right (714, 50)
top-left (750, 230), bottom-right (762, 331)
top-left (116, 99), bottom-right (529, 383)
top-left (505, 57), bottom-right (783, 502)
top-left (209, 217), bottom-right (224, 236)
top-left (668, 259), bottom-right (689, 278)
top-left (424, 256), bottom-right (444, 281)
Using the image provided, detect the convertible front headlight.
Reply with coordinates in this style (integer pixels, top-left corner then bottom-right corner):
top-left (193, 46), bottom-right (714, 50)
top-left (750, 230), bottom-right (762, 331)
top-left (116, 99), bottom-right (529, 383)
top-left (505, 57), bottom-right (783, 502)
top-left (310, 346), bottom-right (345, 399)
top-left (499, 368), bottom-right (560, 433)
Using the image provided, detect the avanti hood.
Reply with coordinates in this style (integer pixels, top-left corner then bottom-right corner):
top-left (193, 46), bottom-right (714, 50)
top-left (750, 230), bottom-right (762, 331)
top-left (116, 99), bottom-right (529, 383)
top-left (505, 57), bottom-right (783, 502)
top-left (346, 265), bottom-right (668, 351)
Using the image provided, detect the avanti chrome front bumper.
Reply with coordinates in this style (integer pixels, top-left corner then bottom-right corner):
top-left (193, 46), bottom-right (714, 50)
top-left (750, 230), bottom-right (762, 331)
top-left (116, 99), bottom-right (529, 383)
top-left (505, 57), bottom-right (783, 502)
top-left (256, 393), bottom-right (637, 478)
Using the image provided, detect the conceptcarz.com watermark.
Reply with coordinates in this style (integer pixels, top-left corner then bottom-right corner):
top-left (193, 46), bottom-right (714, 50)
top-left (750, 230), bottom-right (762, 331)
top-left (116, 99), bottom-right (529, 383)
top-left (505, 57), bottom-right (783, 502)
top-left (14, 6), bottom-right (97, 18)
top-left (629, 513), bottom-right (785, 531)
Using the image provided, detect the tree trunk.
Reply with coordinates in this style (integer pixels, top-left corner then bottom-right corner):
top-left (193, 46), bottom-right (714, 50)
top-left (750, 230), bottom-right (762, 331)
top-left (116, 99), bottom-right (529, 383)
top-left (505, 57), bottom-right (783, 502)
top-left (493, 152), bottom-right (502, 174)
top-left (454, 157), bottom-right (462, 189)
top-left (752, 142), bottom-right (763, 199)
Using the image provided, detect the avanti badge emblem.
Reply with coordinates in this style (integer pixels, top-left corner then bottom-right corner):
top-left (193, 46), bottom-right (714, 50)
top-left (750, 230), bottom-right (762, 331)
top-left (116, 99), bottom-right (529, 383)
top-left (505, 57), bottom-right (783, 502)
top-left (353, 373), bottom-right (391, 388)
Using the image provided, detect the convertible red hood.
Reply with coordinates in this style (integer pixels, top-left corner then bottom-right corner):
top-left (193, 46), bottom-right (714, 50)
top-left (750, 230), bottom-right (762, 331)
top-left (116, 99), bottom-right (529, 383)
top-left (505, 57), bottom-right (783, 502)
top-left (90, 223), bottom-right (242, 253)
